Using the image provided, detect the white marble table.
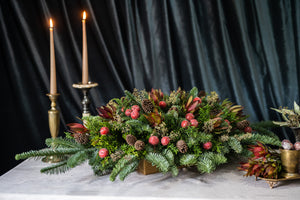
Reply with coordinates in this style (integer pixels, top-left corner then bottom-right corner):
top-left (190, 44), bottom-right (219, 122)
top-left (0, 159), bottom-right (300, 200)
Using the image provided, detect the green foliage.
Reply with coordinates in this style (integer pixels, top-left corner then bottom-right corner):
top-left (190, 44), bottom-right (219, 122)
top-left (40, 161), bottom-right (70, 174)
top-left (180, 154), bottom-right (197, 166)
top-left (145, 152), bottom-right (170, 173)
top-left (246, 134), bottom-right (281, 147)
top-left (67, 151), bottom-right (88, 168)
top-left (15, 148), bottom-right (80, 160)
top-left (197, 152), bottom-right (227, 173)
top-left (118, 160), bottom-right (139, 181)
top-left (227, 137), bottom-right (243, 153)
top-left (110, 155), bottom-right (137, 181)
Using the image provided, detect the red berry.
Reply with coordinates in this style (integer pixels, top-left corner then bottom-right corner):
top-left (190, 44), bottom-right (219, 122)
top-left (193, 97), bottom-right (202, 103)
top-left (100, 127), bottom-right (109, 135)
top-left (125, 109), bottom-right (131, 116)
top-left (185, 113), bottom-right (194, 121)
top-left (131, 110), bottom-right (139, 119)
top-left (159, 101), bottom-right (167, 108)
top-left (132, 105), bottom-right (140, 112)
top-left (99, 148), bottom-right (108, 158)
top-left (203, 142), bottom-right (212, 150)
top-left (190, 119), bottom-right (198, 127)
top-left (161, 136), bottom-right (170, 146)
top-left (244, 126), bottom-right (252, 133)
top-left (181, 120), bottom-right (190, 128)
top-left (121, 107), bottom-right (125, 112)
top-left (149, 136), bottom-right (159, 146)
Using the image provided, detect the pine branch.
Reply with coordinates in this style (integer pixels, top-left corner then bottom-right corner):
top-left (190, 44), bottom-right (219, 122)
top-left (124, 90), bottom-right (141, 106)
top-left (213, 153), bottom-right (227, 165)
top-left (197, 157), bottom-right (215, 173)
top-left (118, 159), bottom-right (139, 181)
top-left (251, 126), bottom-right (280, 141)
top-left (170, 166), bottom-right (179, 177)
top-left (15, 148), bottom-right (80, 160)
top-left (40, 161), bottom-right (70, 174)
top-left (249, 134), bottom-right (281, 146)
top-left (110, 155), bottom-right (135, 181)
top-left (162, 149), bottom-right (174, 165)
top-left (145, 152), bottom-right (170, 173)
top-left (67, 151), bottom-right (88, 168)
top-left (180, 154), bottom-right (197, 166)
top-left (228, 137), bottom-right (243, 153)
top-left (45, 137), bottom-right (83, 149)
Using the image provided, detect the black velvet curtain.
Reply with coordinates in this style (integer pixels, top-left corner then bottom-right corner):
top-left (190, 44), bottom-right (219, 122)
top-left (1, 0), bottom-right (299, 175)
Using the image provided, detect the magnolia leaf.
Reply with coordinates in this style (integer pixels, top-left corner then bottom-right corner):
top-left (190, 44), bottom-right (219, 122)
top-left (272, 121), bottom-right (289, 126)
top-left (294, 101), bottom-right (300, 115)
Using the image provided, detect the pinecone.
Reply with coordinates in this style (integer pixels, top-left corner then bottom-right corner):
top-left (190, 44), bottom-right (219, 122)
top-left (142, 99), bottom-right (154, 113)
top-left (134, 140), bottom-right (145, 151)
top-left (74, 133), bottom-right (89, 144)
top-left (110, 150), bottom-right (124, 162)
top-left (236, 120), bottom-right (250, 130)
top-left (176, 140), bottom-right (188, 153)
top-left (126, 134), bottom-right (137, 146)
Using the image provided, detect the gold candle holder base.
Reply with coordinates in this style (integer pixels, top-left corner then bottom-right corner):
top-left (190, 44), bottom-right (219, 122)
top-left (72, 82), bottom-right (98, 117)
top-left (42, 93), bottom-right (65, 163)
top-left (280, 149), bottom-right (300, 178)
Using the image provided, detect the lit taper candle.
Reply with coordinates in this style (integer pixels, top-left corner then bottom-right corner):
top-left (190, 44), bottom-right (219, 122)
top-left (49, 18), bottom-right (57, 94)
top-left (82, 11), bottom-right (88, 84)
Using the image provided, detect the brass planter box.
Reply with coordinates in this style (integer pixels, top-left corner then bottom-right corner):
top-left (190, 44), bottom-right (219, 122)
top-left (137, 159), bottom-right (159, 175)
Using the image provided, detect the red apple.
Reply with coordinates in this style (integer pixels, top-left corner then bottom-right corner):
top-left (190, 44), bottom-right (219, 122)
top-left (203, 142), bottom-right (212, 150)
top-left (99, 148), bottom-right (109, 158)
top-left (149, 136), bottom-right (159, 146)
top-left (131, 105), bottom-right (140, 112)
top-left (100, 127), bottom-right (109, 135)
top-left (131, 110), bottom-right (139, 119)
top-left (161, 136), bottom-right (170, 146)
top-left (125, 109), bottom-right (131, 116)
top-left (190, 119), bottom-right (198, 127)
top-left (159, 101), bottom-right (167, 108)
top-left (244, 126), bottom-right (252, 133)
top-left (185, 113), bottom-right (194, 121)
top-left (181, 120), bottom-right (190, 128)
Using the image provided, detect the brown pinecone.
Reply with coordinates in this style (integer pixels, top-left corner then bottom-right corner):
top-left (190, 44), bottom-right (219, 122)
top-left (176, 140), bottom-right (188, 153)
top-left (134, 140), bottom-right (145, 151)
top-left (142, 99), bottom-right (154, 113)
top-left (74, 133), bottom-right (89, 144)
top-left (198, 90), bottom-right (206, 97)
top-left (236, 120), bottom-right (250, 130)
top-left (126, 134), bottom-right (137, 146)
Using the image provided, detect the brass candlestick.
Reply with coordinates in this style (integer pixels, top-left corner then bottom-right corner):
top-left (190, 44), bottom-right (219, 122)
top-left (72, 82), bottom-right (98, 117)
top-left (42, 93), bottom-right (63, 163)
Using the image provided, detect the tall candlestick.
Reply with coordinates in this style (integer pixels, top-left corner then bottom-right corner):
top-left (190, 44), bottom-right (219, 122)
top-left (49, 19), bottom-right (57, 94)
top-left (82, 11), bottom-right (88, 84)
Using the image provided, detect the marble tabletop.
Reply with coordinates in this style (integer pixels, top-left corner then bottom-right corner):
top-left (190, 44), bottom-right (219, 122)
top-left (0, 159), bottom-right (300, 200)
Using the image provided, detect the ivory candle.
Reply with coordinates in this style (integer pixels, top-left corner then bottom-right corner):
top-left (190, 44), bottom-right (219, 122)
top-left (49, 19), bottom-right (57, 94)
top-left (82, 11), bottom-right (88, 84)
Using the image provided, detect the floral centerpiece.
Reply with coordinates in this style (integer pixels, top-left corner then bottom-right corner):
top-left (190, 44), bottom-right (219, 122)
top-left (16, 87), bottom-right (281, 181)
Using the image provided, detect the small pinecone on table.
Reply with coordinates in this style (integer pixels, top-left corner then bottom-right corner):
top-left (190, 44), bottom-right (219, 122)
top-left (126, 134), bottom-right (137, 146)
top-left (236, 120), bottom-right (250, 130)
top-left (176, 140), bottom-right (188, 153)
top-left (142, 99), bottom-right (154, 113)
top-left (134, 140), bottom-right (145, 151)
top-left (74, 133), bottom-right (89, 145)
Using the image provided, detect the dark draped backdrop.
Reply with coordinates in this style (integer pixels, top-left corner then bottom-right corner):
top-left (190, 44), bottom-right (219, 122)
top-left (1, 0), bottom-right (299, 175)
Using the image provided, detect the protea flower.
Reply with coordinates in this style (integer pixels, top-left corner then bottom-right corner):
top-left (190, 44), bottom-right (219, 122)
top-left (66, 123), bottom-right (89, 135)
top-left (185, 96), bottom-right (201, 113)
top-left (149, 88), bottom-right (164, 105)
top-left (144, 109), bottom-right (162, 126)
top-left (248, 141), bottom-right (268, 159)
top-left (96, 105), bottom-right (116, 119)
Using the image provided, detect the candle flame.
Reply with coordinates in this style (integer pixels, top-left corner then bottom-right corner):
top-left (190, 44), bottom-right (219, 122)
top-left (50, 18), bottom-right (53, 28)
top-left (83, 11), bottom-right (86, 20)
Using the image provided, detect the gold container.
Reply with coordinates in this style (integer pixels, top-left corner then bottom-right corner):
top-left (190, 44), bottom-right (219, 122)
top-left (137, 159), bottom-right (159, 175)
top-left (280, 149), bottom-right (300, 178)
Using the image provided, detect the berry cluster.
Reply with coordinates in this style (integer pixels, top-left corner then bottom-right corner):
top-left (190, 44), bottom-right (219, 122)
top-left (181, 113), bottom-right (199, 128)
top-left (125, 105), bottom-right (140, 119)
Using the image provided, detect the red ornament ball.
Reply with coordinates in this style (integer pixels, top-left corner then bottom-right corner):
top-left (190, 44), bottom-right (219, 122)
top-left (193, 97), bottom-right (202, 103)
top-left (190, 119), bottom-right (198, 127)
top-left (203, 141), bottom-right (212, 150)
top-left (131, 105), bottom-right (140, 112)
top-left (121, 107), bottom-right (125, 112)
top-left (181, 120), bottom-right (190, 128)
top-left (161, 136), bottom-right (170, 146)
top-left (100, 127), bottom-right (109, 135)
top-left (185, 113), bottom-right (194, 121)
top-left (159, 101), bottom-right (167, 108)
top-left (131, 110), bottom-right (140, 119)
top-left (149, 136), bottom-right (159, 146)
top-left (125, 109), bottom-right (132, 116)
top-left (294, 142), bottom-right (300, 150)
top-left (244, 126), bottom-right (252, 133)
top-left (99, 148), bottom-right (109, 158)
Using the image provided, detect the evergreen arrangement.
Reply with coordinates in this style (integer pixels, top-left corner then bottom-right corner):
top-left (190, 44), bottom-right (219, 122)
top-left (15, 87), bottom-right (281, 181)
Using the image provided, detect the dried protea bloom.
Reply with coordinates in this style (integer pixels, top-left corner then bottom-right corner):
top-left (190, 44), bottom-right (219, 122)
top-left (142, 99), bottom-right (154, 113)
top-left (126, 134), bottom-right (137, 146)
top-left (176, 140), bottom-right (188, 153)
top-left (74, 133), bottom-right (89, 145)
top-left (110, 150), bottom-right (124, 162)
top-left (134, 140), bottom-right (145, 151)
top-left (236, 120), bottom-right (250, 130)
